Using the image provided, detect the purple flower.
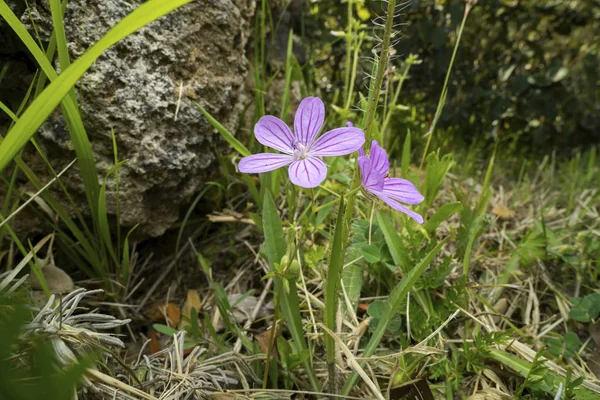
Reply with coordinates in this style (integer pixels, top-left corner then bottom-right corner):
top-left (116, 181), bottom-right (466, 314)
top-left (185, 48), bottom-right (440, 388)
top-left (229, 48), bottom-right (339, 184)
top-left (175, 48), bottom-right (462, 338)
top-left (238, 97), bottom-right (365, 188)
top-left (358, 140), bottom-right (425, 224)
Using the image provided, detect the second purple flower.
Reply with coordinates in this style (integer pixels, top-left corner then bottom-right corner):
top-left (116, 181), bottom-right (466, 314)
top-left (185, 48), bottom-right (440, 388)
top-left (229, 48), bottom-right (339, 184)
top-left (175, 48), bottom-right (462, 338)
top-left (358, 140), bottom-right (425, 224)
top-left (238, 97), bottom-right (365, 188)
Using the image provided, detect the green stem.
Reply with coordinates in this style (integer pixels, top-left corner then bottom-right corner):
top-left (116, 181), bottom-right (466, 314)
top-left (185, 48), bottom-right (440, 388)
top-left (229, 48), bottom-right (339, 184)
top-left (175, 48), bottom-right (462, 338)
top-left (345, 34), bottom-right (364, 111)
top-left (324, 196), bottom-right (345, 393)
top-left (342, 0), bottom-right (353, 108)
top-left (314, 186), bottom-right (361, 213)
top-left (419, 3), bottom-right (471, 171)
top-left (363, 0), bottom-right (397, 138)
top-left (381, 60), bottom-right (412, 145)
top-left (262, 285), bottom-right (282, 389)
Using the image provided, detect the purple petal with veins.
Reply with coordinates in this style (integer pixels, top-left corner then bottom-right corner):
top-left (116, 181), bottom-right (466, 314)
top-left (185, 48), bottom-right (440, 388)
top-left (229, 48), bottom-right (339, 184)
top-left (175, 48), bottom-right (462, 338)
top-left (369, 140), bottom-right (389, 176)
top-left (238, 96), bottom-right (365, 188)
top-left (358, 156), bottom-right (384, 192)
top-left (238, 153), bottom-right (293, 173)
top-left (376, 193), bottom-right (424, 224)
top-left (382, 178), bottom-right (424, 204)
top-left (310, 127), bottom-right (365, 157)
top-left (255, 116), bottom-right (295, 154)
top-left (294, 97), bottom-right (325, 147)
top-left (358, 140), bottom-right (425, 223)
top-left (288, 157), bottom-right (327, 188)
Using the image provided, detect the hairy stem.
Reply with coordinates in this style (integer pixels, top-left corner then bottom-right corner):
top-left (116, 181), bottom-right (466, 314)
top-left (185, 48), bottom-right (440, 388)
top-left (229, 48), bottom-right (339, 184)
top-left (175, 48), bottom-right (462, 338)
top-left (363, 0), bottom-right (397, 138)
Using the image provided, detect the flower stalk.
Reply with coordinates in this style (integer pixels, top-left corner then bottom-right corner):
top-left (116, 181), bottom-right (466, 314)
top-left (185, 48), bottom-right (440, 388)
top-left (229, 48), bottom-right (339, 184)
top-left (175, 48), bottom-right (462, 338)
top-left (362, 0), bottom-right (397, 139)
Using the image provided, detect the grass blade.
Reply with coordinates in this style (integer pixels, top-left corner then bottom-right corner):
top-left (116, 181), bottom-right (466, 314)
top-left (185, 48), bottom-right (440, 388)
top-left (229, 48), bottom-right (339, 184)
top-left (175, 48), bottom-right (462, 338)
top-left (324, 195), bottom-right (345, 391)
top-left (195, 102), bottom-right (251, 157)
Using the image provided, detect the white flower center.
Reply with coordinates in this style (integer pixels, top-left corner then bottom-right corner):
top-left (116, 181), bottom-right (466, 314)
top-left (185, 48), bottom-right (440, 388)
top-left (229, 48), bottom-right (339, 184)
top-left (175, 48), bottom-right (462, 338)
top-left (293, 141), bottom-right (309, 160)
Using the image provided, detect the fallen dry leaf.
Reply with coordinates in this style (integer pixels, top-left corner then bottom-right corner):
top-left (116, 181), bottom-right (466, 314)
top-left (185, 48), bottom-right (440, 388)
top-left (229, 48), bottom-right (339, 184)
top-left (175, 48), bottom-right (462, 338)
top-left (491, 204), bottom-right (515, 219)
top-left (491, 298), bottom-right (509, 324)
top-left (27, 264), bottom-right (74, 294)
top-left (146, 300), bottom-right (181, 328)
top-left (166, 303), bottom-right (181, 328)
top-left (149, 330), bottom-right (161, 354)
top-left (146, 300), bottom-right (166, 322)
top-left (180, 290), bottom-right (202, 331)
top-left (255, 327), bottom-right (278, 355)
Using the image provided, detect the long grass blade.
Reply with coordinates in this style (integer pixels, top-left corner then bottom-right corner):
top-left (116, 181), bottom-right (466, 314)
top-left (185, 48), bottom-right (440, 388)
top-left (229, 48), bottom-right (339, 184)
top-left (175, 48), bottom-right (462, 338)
top-left (324, 195), bottom-right (344, 391)
top-left (195, 103), bottom-right (251, 157)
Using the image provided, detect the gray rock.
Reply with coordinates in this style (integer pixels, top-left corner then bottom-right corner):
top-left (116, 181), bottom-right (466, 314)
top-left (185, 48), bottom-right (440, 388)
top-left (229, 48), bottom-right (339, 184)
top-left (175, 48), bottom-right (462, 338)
top-left (2, 0), bottom-right (254, 237)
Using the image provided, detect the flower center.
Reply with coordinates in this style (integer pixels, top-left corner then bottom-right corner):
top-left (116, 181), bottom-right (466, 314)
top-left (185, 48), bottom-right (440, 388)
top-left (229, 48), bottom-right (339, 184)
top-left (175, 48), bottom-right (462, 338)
top-left (293, 141), bottom-right (309, 160)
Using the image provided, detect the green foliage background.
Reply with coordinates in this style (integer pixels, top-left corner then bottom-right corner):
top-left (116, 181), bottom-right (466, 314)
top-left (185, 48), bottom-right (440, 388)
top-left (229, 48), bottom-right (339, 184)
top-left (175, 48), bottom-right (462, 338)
top-left (309, 0), bottom-right (599, 153)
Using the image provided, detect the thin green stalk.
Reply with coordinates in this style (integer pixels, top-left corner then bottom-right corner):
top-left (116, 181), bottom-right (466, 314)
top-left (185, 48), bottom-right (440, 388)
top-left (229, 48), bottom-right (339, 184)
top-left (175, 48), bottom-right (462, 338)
top-left (342, 0), bottom-right (353, 108)
top-left (419, 3), bottom-right (471, 170)
top-left (324, 196), bottom-right (345, 392)
top-left (280, 29), bottom-right (294, 120)
top-left (344, 34), bottom-right (364, 111)
top-left (363, 0), bottom-right (396, 138)
top-left (110, 129), bottom-right (121, 266)
top-left (263, 285), bottom-right (282, 389)
top-left (381, 58), bottom-right (413, 142)
top-left (314, 186), bottom-right (361, 213)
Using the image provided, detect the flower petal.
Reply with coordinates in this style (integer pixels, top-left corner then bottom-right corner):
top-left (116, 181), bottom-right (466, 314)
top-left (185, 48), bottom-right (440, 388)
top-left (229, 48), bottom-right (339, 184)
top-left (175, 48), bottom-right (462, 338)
top-left (310, 127), bottom-right (365, 157)
top-left (382, 178), bottom-right (424, 204)
top-left (358, 156), bottom-right (384, 192)
top-left (370, 140), bottom-right (389, 176)
top-left (376, 193), bottom-right (424, 224)
top-left (255, 116), bottom-right (295, 154)
top-left (294, 97), bottom-right (325, 146)
top-left (238, 153), bottom-right (293, 173)
top-left (288, 157), bottom-right (327, 188)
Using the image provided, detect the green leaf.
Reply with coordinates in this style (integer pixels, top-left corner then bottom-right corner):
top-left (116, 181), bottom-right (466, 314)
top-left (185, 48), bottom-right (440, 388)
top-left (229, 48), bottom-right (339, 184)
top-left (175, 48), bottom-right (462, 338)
top-left (424, 201), bottom-right (462, 233)
top-left (277, 336), bottom-right (292, 368)
top-left (367, 301), bottom-right (385, 318)
top-left (342, 264), bottom-right (363, 305)
top-left (547, 65), bottom-right (569, 83)
top-left (325, 196), bottom-right (346, 371)
top-left (153, 323), bottom-right (178, 336)
top-left (262, 192), bottom-right (286, 267)
top-left (569, 294), bottom-right (600, 322)
top-left (288, 349), bottom-right (310, 370)
top-left (195, 102), bottom-right (250, 157)
top-left (360, 244), bottom-right (380, 263)
top-left (546, 332), bottom-right (581, 360)
top-left (377, 211), bottom-right (410, 273)
top-left (498, 64), bottom-right (516, 82)
top-left (422, 152), bottom-right (453, 209)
